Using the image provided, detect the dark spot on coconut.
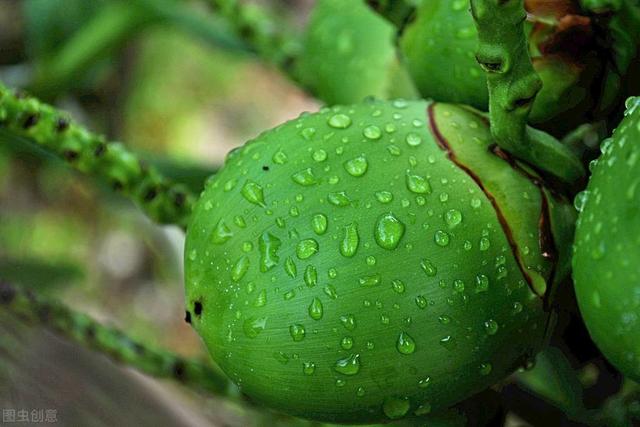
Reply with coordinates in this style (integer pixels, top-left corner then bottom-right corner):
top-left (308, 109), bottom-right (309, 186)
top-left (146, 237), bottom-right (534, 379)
top-left (194, 301), bottom-right (203, 316)
top-left (55, 117), bottom-right (70, 132)
top-left (262, 165), bottom-right (270, 171)
top-left (23, 113), bottom-right (39, 129)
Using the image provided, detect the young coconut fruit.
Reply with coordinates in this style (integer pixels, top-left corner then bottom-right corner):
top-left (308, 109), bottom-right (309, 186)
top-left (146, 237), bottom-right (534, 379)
top-left (184, 99), bottom-right (576, 423)
top-left (398, 0), bottom-right (607, 131)
top-left (573, 96), bottom-right (640, 382)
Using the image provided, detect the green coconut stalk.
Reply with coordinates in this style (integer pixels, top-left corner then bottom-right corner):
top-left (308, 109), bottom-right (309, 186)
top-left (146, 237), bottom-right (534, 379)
top-left (470, 0), bottom-right (585, 185)
top-left (0, 82), bottom-right (195, 228)
top-left (0, 280), bottom-right (231, 396)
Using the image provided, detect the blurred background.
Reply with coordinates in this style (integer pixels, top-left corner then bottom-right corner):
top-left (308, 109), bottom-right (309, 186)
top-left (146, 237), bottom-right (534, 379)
top-left (0, 1), bottom-right (639, 426)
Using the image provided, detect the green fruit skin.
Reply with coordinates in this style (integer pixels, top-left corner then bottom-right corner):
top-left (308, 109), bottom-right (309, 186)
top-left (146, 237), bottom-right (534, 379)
top-left (573, 97), bottom-right (640, 382)
top-left (184, 100), bottom-right (574, 423)
top-left (297, 0), bottom-right (418, 105)
top-left (399, 0), bottom-right (587, 125)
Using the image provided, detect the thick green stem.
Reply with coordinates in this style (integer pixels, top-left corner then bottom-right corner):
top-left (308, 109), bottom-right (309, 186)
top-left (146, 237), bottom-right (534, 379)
top-left (0, 82), bottom-right (196, 228)
top-left (0, 281), bottom-right (231, 397)
top-left (470, 0), bottom-right (585, 185)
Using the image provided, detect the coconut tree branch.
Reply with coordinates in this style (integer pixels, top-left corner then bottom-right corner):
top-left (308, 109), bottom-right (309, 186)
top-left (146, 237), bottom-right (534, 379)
top-left (0, 280), bottom-right (231, 397)
top-left (469, 0), bottom-right (585, 186)
top-left (205, 0), bottom-right (302, 80)
top-left (0, 82), bottom-right (196, 228)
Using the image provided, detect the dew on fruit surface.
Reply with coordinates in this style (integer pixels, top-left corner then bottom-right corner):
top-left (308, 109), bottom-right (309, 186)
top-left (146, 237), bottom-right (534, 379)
top-left (254, 289), bottom-right (267, 307)
top-left (396, 332), bottom-right (416, 355)
top-left (241, 180), bottom-right (266, 207)
top-left (335, 379), bottom-right (346, 387)
top-left (324, 284), bottom-right (338, 299)
top-left (392, 279), bottom-right (406, 294)
top-left (328, 113), bottom-right (352, 129)
top-left (479, 237), bottom-right (491, 251)
top-left (344, 155), bottom-right (369, 177)
top-left (273, 150), bottom-right (288, 164)
top-left (297, 239), bottom-right (319, 259)
top-left (292, 168), bottom-right (318, 186)
top-left (574, 190), bottom-right (589, 212)
top-left (475, 274), bottom-right (489, 292)
top-left (418, 376), bottom-right (431, 388)
top-left (415, 403), bottom-right (432, 416)
top-left (312, 213), bottom-right (328, 235)
top-left (359, 274), bottom-right (381, 287)
top-left (334, 353), bottom-right (361, 375)
top-left (470, 198), bottom-right (482, 209)
top-left (212, 219), bottom-right (233, 244)
top-left (421, 259), bottom-right (437, 276)
top-left (188, 249), bottom-right (197, 261)
top-left (375, 191), bottom-right (394, 204)
top-left (289, 324), bottom-right (306, 342)
top-left (366, 255), bottom-right (377, 266)
top-left (231, 256), bottom-right (250, 281)
top-left (383, 396), bottom-right (410, 420)
top-left (341, 336), bottom-right (354, 350)
top-left (284, 290), bottom-right (296, 300)
top-left (243, 317), bottom-right (267, 338)
top-left (303, 361), bottom-right (316, 375)
top-left (453, 279), bottom-right (465, 292)
top-left (406, 173), bottom-right (432, 194)
top-left (415, 296), bottom-right (428, 309)
top-left (434, 230), bottom-right (450, 247)
top-left (284, 257), bottom-right (297, 278)
top-left (274, 351), bottom-right (289, 364)
top-left (328, 268), bottom-right (338, 279)
top-left (363, 125), bottom-right (382, 140)
top-left (259, 232), bottom-right (281, 272)
top-left (381, 314), bottom-right (390, 325)
top-left (313, 149), bottom-right (328, 162)
top-left (479, 362), bottom-right (493, 376)
top-left (308, 297), bottom-right (323, 320)
top-left (438, 315), bottom-right (451, 325)
top-left (340, 314), bottom-right (357, 331)
top-left (356, 387), bottom-right (366, 397)
top-left (439, 192), bottom-right (449, 202)
top-left (405, 133), bottom-right (422, 147)
top-left (374, 213), bottom-right (406, 250)
top-left (445, 209), bottom-right (462, 228)
top-left (512, 301), bottom-right (523, 314)
top-left (341, 223), bottom-right (360, 257)
top-left (439, 335), bottom-right (458, 351)
top-left (484, 319), bottom-right (499, 335)
top-left (304, 265), bottom-right (318, 287)
top-left (387, 144), bottom-right (401, 156)
top-left (328, 191), bottom-right (351, 206)
top-left (624, 96), bottom-right (640, 116)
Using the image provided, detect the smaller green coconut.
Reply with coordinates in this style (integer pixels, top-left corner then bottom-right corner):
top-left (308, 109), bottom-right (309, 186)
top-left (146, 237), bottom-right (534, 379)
top-left (573, 97), bottom-right (640, 382)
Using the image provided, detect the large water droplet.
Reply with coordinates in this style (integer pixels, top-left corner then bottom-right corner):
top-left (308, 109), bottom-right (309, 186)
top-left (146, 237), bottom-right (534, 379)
top-left (344, 155), bottom-right (369, 177)
top-left (308, 297), bottom-right (323, 320)
top-left (406, 173), bottom-right (431, 194)
top-left (284, 257), bottom-right (297, 278)
top-left (292, 168), bottom-right (318, 186)
top-left (439, 335), bottom-right (458, 351)
top-left (328, 191), bottom-right (351, 207)
top-left (421, 259), bottom-right (437, 276)
top-left (259, 232), bottom-right (281, 272)
top-left (375, 213), bottom-right (406, 250)
top-left (363, 125), bottom-right (382, 140)
top-left (341, 336), bottom-right (354, 350)
top-left (241, 180), bottom-right (266, 207)
top-left (243, 317), bottom-right (267, 338)
top-left (289, 324), bottom-right (306, 342)
top-left (312, 213), bottom-right (328, 235)
top-left (272, 150), bottom-right (288, 164)
top-left (328, 114), bottom-right (352, 129)
top-left (231, 256), bottom-right (250, 281)
top-left (303, 361), bottom-right (316, 375)
top-left (297, 239), bottom-right (319, 259)
top-left (375, 191), bottom-right (393, 204)
top-left (396, 332), bottom-right (416, 354)
top-left (340, 314), bottom-right (356, 331)
top-left (484, 319), bottom-right (499, 335)
top-left (304, 265), bottom-right (318, 287)
top-left (434, 230), bottom-right (450, 246)
top-left (405, 133), bottom-right (422, 147)
top-left (359, 274), bottom-right (381, 287)
top-left (340, 223), bottom-right (360, 257)
top-left (383, 397), bottom-right (410, 420)
top-left (334, 353), bottom-right (360, 375)
top-left (212, 219), bottom-right (233, 244)
top-left (445, 209), bottom-right (462, 228)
